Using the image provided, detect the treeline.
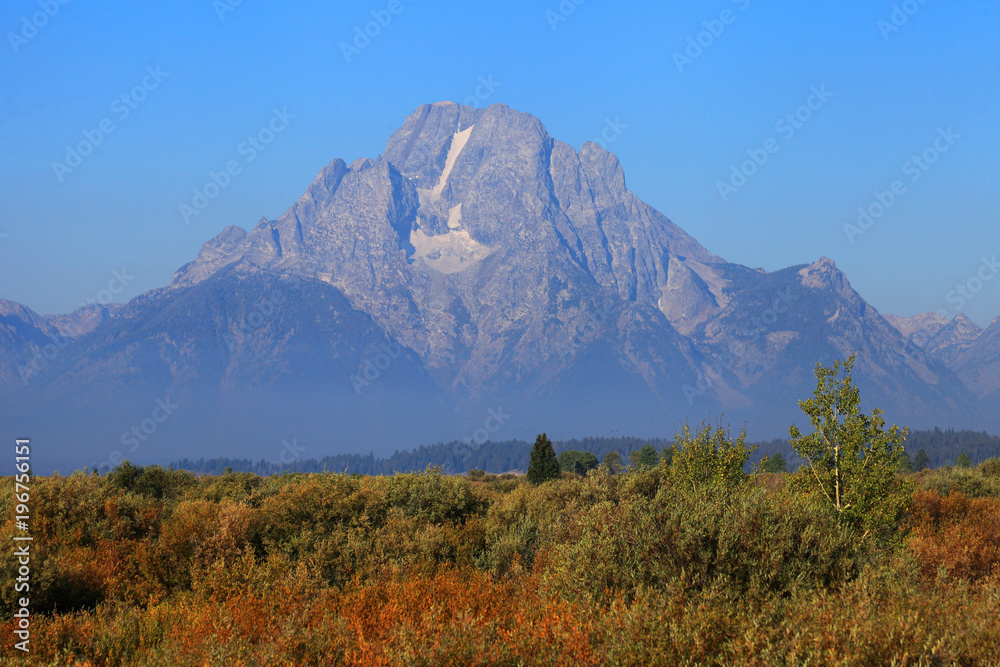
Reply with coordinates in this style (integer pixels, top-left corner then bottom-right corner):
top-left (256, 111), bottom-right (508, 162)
top-left (171, 429), bottom-right (996, 477)
top-left (904, 428), bottom-right (1000, 467)
top-left (172, 435), bottom-right (673, 476)
top-left (758, 428), bottom-right (1000, 471)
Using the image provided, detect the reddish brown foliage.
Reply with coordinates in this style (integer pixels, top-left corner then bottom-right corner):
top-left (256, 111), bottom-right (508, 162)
top-left (908, 489), bottom-right (1000, 581)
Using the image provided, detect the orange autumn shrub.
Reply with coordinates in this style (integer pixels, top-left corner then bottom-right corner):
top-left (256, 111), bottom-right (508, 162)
top-left (151, 566), bottom-right (599, 667)
top-left (908, 489), bottom-right (1000, 581)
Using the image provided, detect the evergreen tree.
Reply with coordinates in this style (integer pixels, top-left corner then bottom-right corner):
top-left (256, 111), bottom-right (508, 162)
top-left (913, 448), bottom-right (931, 471)
top-left (527, 433), bottom-right (561, 484)
top-left (956, 452), bottom-right (973, 469)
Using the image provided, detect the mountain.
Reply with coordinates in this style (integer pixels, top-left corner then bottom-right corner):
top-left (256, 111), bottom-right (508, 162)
top-left (947, 317), bottom-right (1000, 409)
top-left (0, 299), bottom-right (59, 394)
top-left (925, 313), bottom-right (984, 367)
top-left (44, 303), bottom-right (124, 338)
top-left (1, 102), bottom-right (994, 472)
top-left (0, 301), bottom-right (124, 397)
top-left (884, 312), bottom-right (950, 346)
top-left (886, 311), bottom-right (999, 409)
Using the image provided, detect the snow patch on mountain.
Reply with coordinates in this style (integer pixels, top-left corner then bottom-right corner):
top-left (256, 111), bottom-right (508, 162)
top-left (447, 204), bottom-right (463, 230)
top-left (410, 221), bottom-right (493, 274)
top-left (432, 125), bottom-right (474, 198)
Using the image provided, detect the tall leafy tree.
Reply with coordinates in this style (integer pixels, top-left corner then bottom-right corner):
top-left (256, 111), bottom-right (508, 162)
top-left (761, 453), bottom-right (788, 473)
top-left (602, 451), bottom-right (624, 475)
top-left (789, 355), bottom-right (910, 539)
top-left (629, 445), bottom-right (660, 470)
top-left (527, 433), bottom-right (561, 484)
top-left (557, 450), bottom-right (599, 474)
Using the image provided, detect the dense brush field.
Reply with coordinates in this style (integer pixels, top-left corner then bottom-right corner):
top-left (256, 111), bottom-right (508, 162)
top-left (2, 452), bottom-right (1000, 666)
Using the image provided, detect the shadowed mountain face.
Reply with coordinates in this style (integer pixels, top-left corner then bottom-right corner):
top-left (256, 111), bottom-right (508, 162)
top-left (2, 103), bottom-right (995, 471)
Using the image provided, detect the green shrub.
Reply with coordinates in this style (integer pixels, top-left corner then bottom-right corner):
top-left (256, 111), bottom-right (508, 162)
top-left (664, 422), bottom-right (756, 493)
top-left (194, 470), bottom-right (265, 503)
top-left (542, 483), bottom-right (859, 604)
top-left (916, 466), bottom-right (1000, 498)
top-left (979, 458), bottom-right (1000, 478)
top-left (381, 467), bottom-right (485, 523)
top-left (106, 461), bottom-right (196, 500)
top-left (480, 476), bottom-right (592, 576)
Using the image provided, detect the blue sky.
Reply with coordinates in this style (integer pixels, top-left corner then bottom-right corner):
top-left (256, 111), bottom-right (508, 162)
top-left (1, 0), bottom-right (998, 326)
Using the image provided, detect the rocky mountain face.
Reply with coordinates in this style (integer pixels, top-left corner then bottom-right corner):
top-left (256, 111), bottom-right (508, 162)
top-left (2, 103), bottom-right (995, 471)
top-left (887, 312), bottom-right (999, 405)
top-left (884, 312), bottom-right (950, 346)
top-left (45, 303), bottom-right (125, 338)
top-left (925, 314), bottom-right (984, 368)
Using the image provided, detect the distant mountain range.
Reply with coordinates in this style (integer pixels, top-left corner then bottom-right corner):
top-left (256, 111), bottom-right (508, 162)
top-left (3, 102), bottom-right (997, 472)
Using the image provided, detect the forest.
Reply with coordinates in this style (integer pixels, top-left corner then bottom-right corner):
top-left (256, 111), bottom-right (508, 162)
top-left (3, 359), bottom-right (1000, 665)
